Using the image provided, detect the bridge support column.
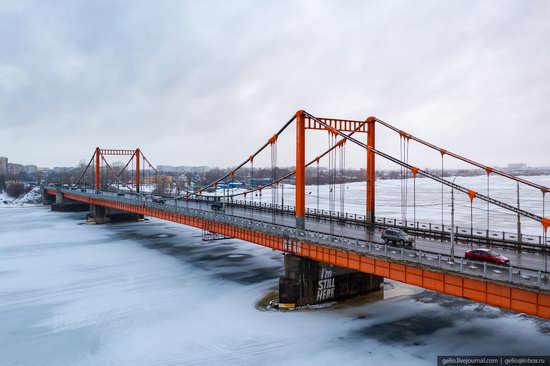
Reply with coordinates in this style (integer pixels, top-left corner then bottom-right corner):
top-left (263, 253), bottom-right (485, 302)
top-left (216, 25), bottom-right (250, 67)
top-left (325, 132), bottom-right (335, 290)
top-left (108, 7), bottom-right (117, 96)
top-left (41, 189), bottom-right (55, 205)
top-left (366, 116), bottom-right (376, 223)
top-left (278, 254), bottom-right (383, 308)
top-left (55, 190), bottom-right (63, 204)
top-left (95, 147), bottom-right (101, 193)
top-left (50, 189), bottom-right (90, 212)
top-left (295, 110), bottom-right (306, 230)
top-left (135, 148), bottom-right (140, 193)
top-left (87, 204), bottom-right (144, 224)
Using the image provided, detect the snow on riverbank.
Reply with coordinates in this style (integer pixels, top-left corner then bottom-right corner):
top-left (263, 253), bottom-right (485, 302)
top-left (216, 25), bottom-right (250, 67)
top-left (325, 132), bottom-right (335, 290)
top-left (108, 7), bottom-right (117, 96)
top-left (0, 207), bottom-right (549, 365)
top-left (0, 186), bottom-right (42, 207)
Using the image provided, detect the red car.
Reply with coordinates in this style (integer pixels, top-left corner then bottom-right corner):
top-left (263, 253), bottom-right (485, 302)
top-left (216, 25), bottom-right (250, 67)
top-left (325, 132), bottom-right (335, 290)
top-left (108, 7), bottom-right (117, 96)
top-left (464, 248), bottom-right (510, 266)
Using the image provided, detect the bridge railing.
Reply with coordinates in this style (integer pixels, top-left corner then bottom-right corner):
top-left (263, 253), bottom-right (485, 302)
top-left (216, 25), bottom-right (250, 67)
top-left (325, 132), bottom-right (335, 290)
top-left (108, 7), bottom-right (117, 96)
top-left (52, 188), bottom-right (550, 291)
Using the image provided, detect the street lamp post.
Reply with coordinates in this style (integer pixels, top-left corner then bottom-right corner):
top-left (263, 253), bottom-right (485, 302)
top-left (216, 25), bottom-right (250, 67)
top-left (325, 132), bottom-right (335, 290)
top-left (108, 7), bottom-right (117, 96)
top-left (451, 176), bottom-right (457, 261)
top-left (223, 185), bottom-right (226, 213)
top-left (544, 230), bottom-right (547, 274)
top-left (543, 192), bottom-right (547, 274)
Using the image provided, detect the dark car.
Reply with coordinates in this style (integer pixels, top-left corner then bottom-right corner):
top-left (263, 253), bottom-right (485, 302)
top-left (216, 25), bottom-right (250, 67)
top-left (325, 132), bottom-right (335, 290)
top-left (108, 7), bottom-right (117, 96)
top-left (152, 196), bottom-right (166, 204)
top-left (211, 202), bottom-right (223, 211)
top-left (381, 228), bottom-right (414, 247)
top-left (465, 248), bottom-right (510, 266)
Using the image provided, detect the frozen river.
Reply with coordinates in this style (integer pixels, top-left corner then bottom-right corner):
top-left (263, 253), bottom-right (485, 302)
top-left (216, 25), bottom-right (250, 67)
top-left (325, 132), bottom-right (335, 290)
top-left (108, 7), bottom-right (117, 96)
top-left (1, 205), bottom-right (549, 365)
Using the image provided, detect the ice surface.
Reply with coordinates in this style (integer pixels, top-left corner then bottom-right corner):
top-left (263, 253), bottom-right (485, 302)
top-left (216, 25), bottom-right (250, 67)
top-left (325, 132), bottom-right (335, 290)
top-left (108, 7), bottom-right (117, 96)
top-left (0, 207), bottom-right (549, 365)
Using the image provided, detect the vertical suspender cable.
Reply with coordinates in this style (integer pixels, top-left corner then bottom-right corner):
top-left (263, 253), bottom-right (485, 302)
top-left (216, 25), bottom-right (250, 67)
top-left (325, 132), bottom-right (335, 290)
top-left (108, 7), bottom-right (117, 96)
top-left (441, 152), bottom-right (444, 228)
top-left (405, 138), bottom-right (409, 221)
top-left (342, 142), bottom-right (346, 215)
top-left (332, 134), bottom-right (336, 216)
top-left (281, 179), bottom-right (284, 208)
top-left (542, 190), bottom-right (546, 250)
top-left (413, 171), bottom-right (416, 228)
top-left (517, 182), bottom-right (522, 244)
top-left (328, 132), bottom-right (331, 215)
top-left (316, 159), bottom-right (320, 213)
top-left (250, 159), bottom-right (254, 206)
top-left (339, 141), bottom-right (345, 216)
top-left (271, 138), bottom-right (277, 221)
top-left (328, 132), bottom-right (335, 234)
top-left (399, 134), bottom-right (405, 220)
top-left (274, 139), bottom-right (278, 208)
top-left (543, 191), bottom-right (547, 273)
top-left (487, 171), bottom-right (491, 235)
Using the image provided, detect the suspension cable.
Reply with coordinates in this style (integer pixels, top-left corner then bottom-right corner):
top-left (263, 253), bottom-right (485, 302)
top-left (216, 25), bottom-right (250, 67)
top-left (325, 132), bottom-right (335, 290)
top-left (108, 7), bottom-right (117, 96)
top-left (100, 155), bottom-right (140, 195)
top-left (375, 117), bottom-right (550, 194)
top-left (441, 150), bottom-right (445, 227)
top-left (209, 125), bottom-right (365, 200)
top-left (190, 114), bottom-right (296, 196)
top-left (73, 152), bottom-right (96, 187)
top-left (104, 152), bottom-right (137, 191)
top-left (304, 111), bottom-right (545, 224)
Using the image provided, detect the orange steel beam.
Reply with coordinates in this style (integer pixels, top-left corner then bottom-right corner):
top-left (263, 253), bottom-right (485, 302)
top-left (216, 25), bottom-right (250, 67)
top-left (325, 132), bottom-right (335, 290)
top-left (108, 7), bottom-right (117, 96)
top-left (100, 149), bottom-right (136, 156)
top-left (95, 147), bottom-right (100, 192)
top-left (305, 116), bottom-right (368, 132)
top-left (135, 148), bottom-right (140, 193)
top-left (50, 190), bottom-right (550, 320)
top-left (366, 116), bottom-right (376, 223)
top-left (296, 110), bottom-right (306, 230)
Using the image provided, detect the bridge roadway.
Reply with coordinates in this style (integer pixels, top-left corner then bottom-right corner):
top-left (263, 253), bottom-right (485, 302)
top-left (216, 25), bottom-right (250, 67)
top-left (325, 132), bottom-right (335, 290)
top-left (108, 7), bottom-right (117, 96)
top-left (58, 187), bottom-right (548, 273)
top-left (171, 197), bottom-right (549, 273)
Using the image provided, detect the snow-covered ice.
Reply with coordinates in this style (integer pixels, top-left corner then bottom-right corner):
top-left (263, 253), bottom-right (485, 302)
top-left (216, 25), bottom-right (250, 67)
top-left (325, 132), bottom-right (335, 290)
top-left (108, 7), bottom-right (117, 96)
top-left (0, 205), bottom-right (549, 365)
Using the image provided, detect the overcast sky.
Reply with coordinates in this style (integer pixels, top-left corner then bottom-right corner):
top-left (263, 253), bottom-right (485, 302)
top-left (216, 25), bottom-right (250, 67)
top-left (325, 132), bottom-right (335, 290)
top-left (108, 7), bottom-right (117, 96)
top-left (1, 0), bottom-right (549, 170)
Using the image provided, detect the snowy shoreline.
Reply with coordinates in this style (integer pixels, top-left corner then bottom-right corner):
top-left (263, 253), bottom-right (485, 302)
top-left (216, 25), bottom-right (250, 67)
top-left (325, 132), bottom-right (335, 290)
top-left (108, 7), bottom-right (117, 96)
top-left (0, 186), bottom-right (42, 207)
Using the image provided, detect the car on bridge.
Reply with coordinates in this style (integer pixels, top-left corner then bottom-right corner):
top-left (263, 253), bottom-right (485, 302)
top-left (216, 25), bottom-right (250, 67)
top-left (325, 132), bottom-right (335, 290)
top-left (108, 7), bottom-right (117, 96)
top-left (211, 201), bottom-right (223, 211)
top-left (464, 248), bottom-right (510, 266)
top-left (152, 196), bottom-right (166, 204)
top-left (381, 228), bottom-right (415, 247)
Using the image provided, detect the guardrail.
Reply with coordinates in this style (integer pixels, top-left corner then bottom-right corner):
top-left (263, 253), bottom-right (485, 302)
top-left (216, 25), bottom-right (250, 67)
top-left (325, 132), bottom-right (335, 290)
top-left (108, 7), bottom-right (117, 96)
top-left (49, 187), bottom-right (550, 292)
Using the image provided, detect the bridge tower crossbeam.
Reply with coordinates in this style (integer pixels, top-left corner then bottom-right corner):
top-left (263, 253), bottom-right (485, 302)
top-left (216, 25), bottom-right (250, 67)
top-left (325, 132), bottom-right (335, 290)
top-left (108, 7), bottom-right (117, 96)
top-left (295, 111), bottom-right (376, 229)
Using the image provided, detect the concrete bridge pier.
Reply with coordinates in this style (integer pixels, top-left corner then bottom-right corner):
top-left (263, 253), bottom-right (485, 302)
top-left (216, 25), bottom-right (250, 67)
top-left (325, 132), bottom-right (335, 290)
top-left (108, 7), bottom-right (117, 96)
top-left (278, 254), bottom-right (383, 308)
top-left (41, 189), bottom-right (56, 205)
top-left (45, 189), bottom-right (90, 212)
top-left (87, 204), bottom-right (144, 224)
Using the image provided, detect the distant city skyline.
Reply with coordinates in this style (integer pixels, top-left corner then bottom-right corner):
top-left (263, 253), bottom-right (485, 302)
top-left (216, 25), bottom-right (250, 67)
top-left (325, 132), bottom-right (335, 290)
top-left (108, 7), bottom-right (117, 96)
top-left (2, 150), bottom-right (547, 173)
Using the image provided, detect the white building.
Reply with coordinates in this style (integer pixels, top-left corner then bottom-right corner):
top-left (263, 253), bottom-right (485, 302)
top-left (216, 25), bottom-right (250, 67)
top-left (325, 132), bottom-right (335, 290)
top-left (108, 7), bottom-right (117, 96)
top-left (24, 165), bottom-right (38, 175)
top-left (508, 163), bottom-right (527, 170)
top-left (0, 157), bottom-right (7, 175)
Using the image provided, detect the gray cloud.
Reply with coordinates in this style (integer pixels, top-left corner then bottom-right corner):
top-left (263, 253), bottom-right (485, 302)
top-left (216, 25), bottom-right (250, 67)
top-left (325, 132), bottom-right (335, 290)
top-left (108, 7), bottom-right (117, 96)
top-left (0, 0), bottom-right (549, 170)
